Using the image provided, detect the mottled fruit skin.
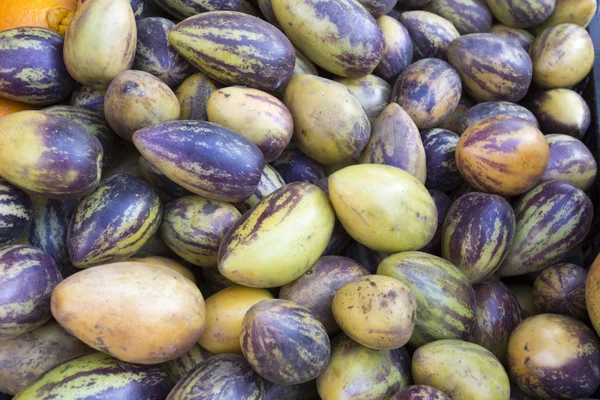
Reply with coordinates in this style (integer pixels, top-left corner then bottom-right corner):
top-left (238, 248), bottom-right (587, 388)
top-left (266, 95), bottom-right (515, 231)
top-left (442, 193), bottom-right (516, 283)
top-left (389, 385), bottom-right (450, 400)
top-left (422, 128), bottom-right (462, 191)
top-left (168, 12), bottom-right (295, 91)
top-left (272, 0), bottom-right (385, 77)
top-left (67, 174), bottom-right (162, 268)
top-left (447, 33), bottom-right (533, 103)
top-left (271, 150), bottom-right (325, 184)
top-left (361, 103), bottom-right (427, 184)
top-left (419, 190), bottom-right (453, 256)
top-left (489, 24), bottom-right (535, 51)
top-left (154, 0), bottom-right (241, 20)
top-left (530, 24), bottom-right (595, 89)
top-left (399, 11), bottom-right (460, 60)
top-left (412, 339), bottom-right (510, 399)
top-left (0, 320), bottom-right (93, 395)
top-left (377, 251), bottom-right (476, 347)
top-left (587, 253), bottom-right (600, 336)
top-left (236, 164), bottom-right (286, 213)
top-left (64, 0), bottom-right (137, 88)
top-left (356, 0), bottom-right (398, 16)
top-left (329, 164), bottom-right (437, 253)
top-left (456, 115), bottom-right (549, 196)
top-left (176, 73), bottom-right (219, 121)
top-left (459, 101), bottom-right (539, 134)
top-left (139, 156), bottom-right (193, 202)
top-left (133, 120), bottom-right (265, 202)
top-left (374, 16), bottom-right (414, 81)
top-left (70, 85), bottom-right (106, 113)
top-left (0, 28), bottom-right (75, 105)
top-left (0, 246), bottom-right (62, 340)
top-left (0, 110), bottom-right (103, 199)
top-left (532, 0), bottom-right (597, 34)
top-left (162, 344), bottom-right (214, 385)
top-left (166, 354), bottom-right (263, 400)
top-left (13, 352), bottom-right (172, 400)
top-left (51, 262), bottom-right (206, 364)
top-left (279, 256), bottom-right (370, 334)
top-left (532, 89), bottom-right (591, 138)
top-left (541, 134), bottom-right (597, 191)
top-left (0, 180), bottom-right (32, 246)
top-left (317, 334), bottom-right (411, 400)
top-left (206, 86), bottom-right (293, 162)
top-left (241, 299), bottom-right (330, 385)
top-left (469, 280), bottom-right (522, 364)
top-left (533, 263), bottom-right (588, 320)
top-left (484, 0), bottom-right (555, 28)
top-left (391, 58), bottom-right (462, 130)
top-left (425, 0), bottom-right (493, 34)
top-left (499, 180), bottom-right (593, 277)
top-left (508, 314), bottom-right (600, 399)
top-left (283, 75), bottom-right (370, 165)
top-left (218, 182), bottom-right (335, 288)
top-left (335, 74), bottom-right (391, 121)
top-left (160, 195), bottom-right (240, 268)
top-left (332, 275), bottom-right (417, 350)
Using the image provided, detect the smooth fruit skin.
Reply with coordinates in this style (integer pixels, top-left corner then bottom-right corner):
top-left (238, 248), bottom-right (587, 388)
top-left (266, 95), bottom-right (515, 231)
top-left (533, 263), bottom-right (587, 320)
top-left (153, 0), bottom-right (241, 20)
top-left (175, 73), bottom-right (219, 121)
top-left (489, 25), bottom-right (535, 51)
top-left (374, 16), bottom-right (414, 81)
top-left (0, 0), bottom-right (77, 33)
top-left (532, 0), bottom-right (597, 34)
top-left (399, 11), bottom-right (460, 60)
top-left (484, 0), bottom-right (555, 28)
top-left (459, 101), bottom-right (539, 134)
top-left (541, 134), bottom-right (597, 191)
top-left (335, 74), bottom-right (392, 121)
top-left (586, 252), bottom-right (600, 337)
top-left (425, 0), bottom-right (493, 35)
top-left (532, 89), bottom-right (591, 138)
top-left (162, 344), bottom-right (214, 385)
top-left (70, 85), bottom-right (106, 113)
top-left (421, 128), bottom-right (462, 191)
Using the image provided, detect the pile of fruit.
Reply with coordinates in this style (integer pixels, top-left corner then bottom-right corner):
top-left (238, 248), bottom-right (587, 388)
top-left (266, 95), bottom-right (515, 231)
top-left (0, 0), bottom-right (599, 398)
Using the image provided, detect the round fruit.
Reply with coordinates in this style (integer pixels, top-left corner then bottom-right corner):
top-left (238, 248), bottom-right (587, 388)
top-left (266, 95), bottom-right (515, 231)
top-left (541, 134), bottom-right (597, 191)
top-left (484, 0), bottom-right (555, 28)
top-left (425, 0), bottom-right (493, 34)
top-left (399, 11), bottom-right (460, 60)
top-left (533, 263), bottom-right (587, 320)
top-left (421, 128), bottom-right (462, 191)
top-left (531, 89), bottom-right (591, 138)
top-left (374, 15), bottom-right (414, 81)
top-left (175, 73), bottom-right (219, 121)
top-left (488, 24), bottom-right (535, 51)
top-left (459, 101), bottom-right (539, 134)
top-left (335, 74), bottom-right (392, 121)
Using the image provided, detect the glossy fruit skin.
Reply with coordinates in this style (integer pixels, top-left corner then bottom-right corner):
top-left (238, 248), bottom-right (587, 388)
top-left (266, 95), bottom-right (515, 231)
top-left (241, 299), bottom-right (330, 385)
top-left (489, 24), bottom-right (535, 51)
top-left (484, 0), bottom-right (555, 28)
top-left (235, 165), bottom-right (286, 214)
top-left (128, 256), bottom-right (196, 283)
top-left (335, 74), bottom-right (391, 121)
top-left (459, 101), bottom-right (539, 134)
top-left (0, 180), bottom-right (32, 246)
top-left (0, 27), bottom-right (75, 105)
top-left (532, 89), bottom-right (591, 138)
top-left (70, 85), bottom-right (106, 113)
top-left (399, 11), bottom-right (460, 60)
top-left (425, 0), bottom-right (493, 35)
top-left (532, 0), bottom-right (597, 34)
top-left (541, 134), bottom-right (597, 191)
top-left (175, 73), bottom-right (219, 121)
top-left (138, 156), bottom-right (193, 203)
top-left (422, 128), bottom-right (462, 191)
top-left (533, 263), bottom-right (587, 320)
top-left (374, 16), bottom-right (414, 81)
top-left (271, 150), bottom-right (325, 184)
top-left (388, 385), bottom-right (450, 400)
top-left (507, 314), bottom-right (600, 400)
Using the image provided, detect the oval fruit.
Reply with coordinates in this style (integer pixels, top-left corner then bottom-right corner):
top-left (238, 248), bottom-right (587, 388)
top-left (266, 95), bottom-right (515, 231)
top-left (271, 150), bottom-right (325, 184)
top-left (176, 73), bottom-right (219, 121)
top-left (456, 115), bottom-right (549, 196)
top-left (399, 11), bottom-right (460, 60)
top-left (0, 110), bottom-right (102, 199)
top-left (129, 256), bottom-right (196, 283)
top-left (162, 344), bottom-right (213, 385)
top-left (447, 33), bottom-right (533, 103)
top-left (153, 0), bottom-right (241, 20)
top-left (236, 164), bottom-right (286, 213)
top-left (489, 24), bottom-right (535, 50)
top-left (317, 334), bottom-right (411, 400)
top-left (412, 339), bottom-right (510, 399)
top-left (51, 261), bottom-right (206, 364)
top-left (484, 0), bottom-right (555, 28)
top-left (587, 252), bottom-right (600, 337)
top-left (241, 299), bottom-right (330, 385)
top-left (377, 251), bottom-right (476, 347)
top-left (541, 134), bottom-right (597, 191)
top-left (459, 101), bottom-right (539, 134)
top-left (374, 16), bottom-right (414, 81)
top-left (419, 189), bottom-right (453, 256)
top-left (133, 120), bottom-right (265, 202)
top-left (425, 0), bottom-right (493, 34)
top-left (64, 0), bottom-right (136, 88)
top-left (335, 74), bottom-right (391, 121)
top-left (0, 180), bottom-right (32, 246)
top-left (531, 89), bottom-right (591, 138)
top-left (508, 314), bottom-right (600, 399)
top-left (532, 0), bottom-right (597, 34)
top-left (422, 128), bottom-right (462, 191)
top-left (169, 11), bottom-right (295, 91)
top-left (389, 385), bottom-right (450, 399)
top-left (218, 182), bottom-right (335, 288)
top-left (533, 263), bottom-right (587, 320)
top-left (198, 286), bottom-right (273, 354)
top-left (138, 156), bottom-right (193, 202)
top-left (70, 85), bottom-right (106, 113)
top-left (0, 245), bottom-right (62, 340)
top-left (499, 180), bottom-right (592, 277)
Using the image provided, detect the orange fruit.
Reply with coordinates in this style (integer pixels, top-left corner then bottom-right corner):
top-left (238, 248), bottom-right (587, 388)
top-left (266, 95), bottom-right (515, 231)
top-left (0, 97), bottom-right (37, 118)
top-left (0, 0), bottom-right (77, 35)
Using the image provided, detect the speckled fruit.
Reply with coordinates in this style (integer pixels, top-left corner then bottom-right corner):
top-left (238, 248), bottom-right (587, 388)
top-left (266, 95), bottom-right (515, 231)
top-left (533, 263), bottom-right (587, 320)
top-left (509, 285), bottom-right (540, 318)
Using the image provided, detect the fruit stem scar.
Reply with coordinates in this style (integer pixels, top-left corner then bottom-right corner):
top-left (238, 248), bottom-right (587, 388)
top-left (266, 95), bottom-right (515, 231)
top-left (47, 7), bottom-right (74, 36)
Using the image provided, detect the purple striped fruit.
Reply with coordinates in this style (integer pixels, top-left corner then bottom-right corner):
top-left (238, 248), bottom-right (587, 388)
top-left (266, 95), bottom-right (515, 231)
top-left (218, 182), bottom-right (335, 288)
top-left (241, 299), bottom-right (330, 385)
top-left (257, 0), bottom-right (279, 26)
top-left (134, 230), bottom-right (177, 259)
top-left (162, 344), bottom-right (214, 385)
top-left (436, 95), bottom-right (472, 133)
top-left (43, 105), bottom-right (118, 168)
top-left (541, 134), bottom-right (597, 191)
top-left (360, 103), bottom-right (427, 184)
top-left (67, 174), bottom-right (162, 268)
top-left (13, 352), bottom-right (172, 400)
top-left (456, 115), bottom-right (549, 196)
top-left (169, 11), bottom-right (294, 91)
top-left (388, 385), bottom-right (450, 399)
top-left (442, 193), bottom-right (516, 283)
top-left (399, 11), bottom-right (460, 60)
top-left (133, 120), bottom-right (265, 202)
top-left (101, 143), bottom-right (144, 180)
top-left (422, 128), bottom-right (462, 191)
top-left (508, 314), bottom-right (600, 399)
top-left (160, 195), bottom-right (241, 267)
top-left (235, 164), bottom-right (286, 214)
top-left (176, 73), bottom-right (219, 121)
top-left (0, 27), bottom-right (75, 105)
top-left (391, 58), bottom-right (462, 130)
top-left (343, 241), bottom-right (390, 273)
top-left (206, 86), bottom-right (293, 162)
top-left (272, 0), bottom-right (385, 77)
top-left (134, 17), bottom-right (196, 88)
top-left (279, 256), bottom-right (370, 334)
top-left (64, 0), bottom-right (137, 88)
top-left (356, 0), bottom-right (398, 16)
top-left (532, 0), bottom-right (598, 34)
top-left (425, 0), bottom-right (493, 34)
top-left (154, 0), bottom-right (241, 20)
top-left (0, 110), bottom-right (103, 199)
top-left (0, 320), bottom-right (93, 395)
top-left (459, 101), bottom-right (539, 134)
top-left (468, 280), bottom-right (523, 364)
top-left (0, 180), bottom-right (32, 246)
top-left (499, 180), bottom-right (593, 277)
top-left (489, 24), bottom-right (535, 51)
top-left (374, 16), bottom-right (413, 81)
top-left (139, 156), bottom-right (193, 202)
top-left (533, 263), bottom-right (588, 320)
top-left (270, 150), bottom-right (325, 184)
top-left (532, 89), bottom-right (591, 138)
top-left (70, 85), bottom-right (106, 113)
top-left (484, 0), bottom-right (555, 28)
top-left (335, 74), bottom-right (392, 121)
top-left (377, 251), bottom-right (476, 347)
top-left (317, 334), bottom-right (411, 400)
top-left (0, 245), bottom-right (62, 340)
top-left (447, 33), bottom-right (533, 103)
top-left (264, 381), bottom-right (320, 400)
top-left (419, 189), bottom-right (453, 256)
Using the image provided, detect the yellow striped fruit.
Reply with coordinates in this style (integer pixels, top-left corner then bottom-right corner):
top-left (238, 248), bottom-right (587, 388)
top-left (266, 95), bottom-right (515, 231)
top-left (161, 344), bottom-right (213, 385)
